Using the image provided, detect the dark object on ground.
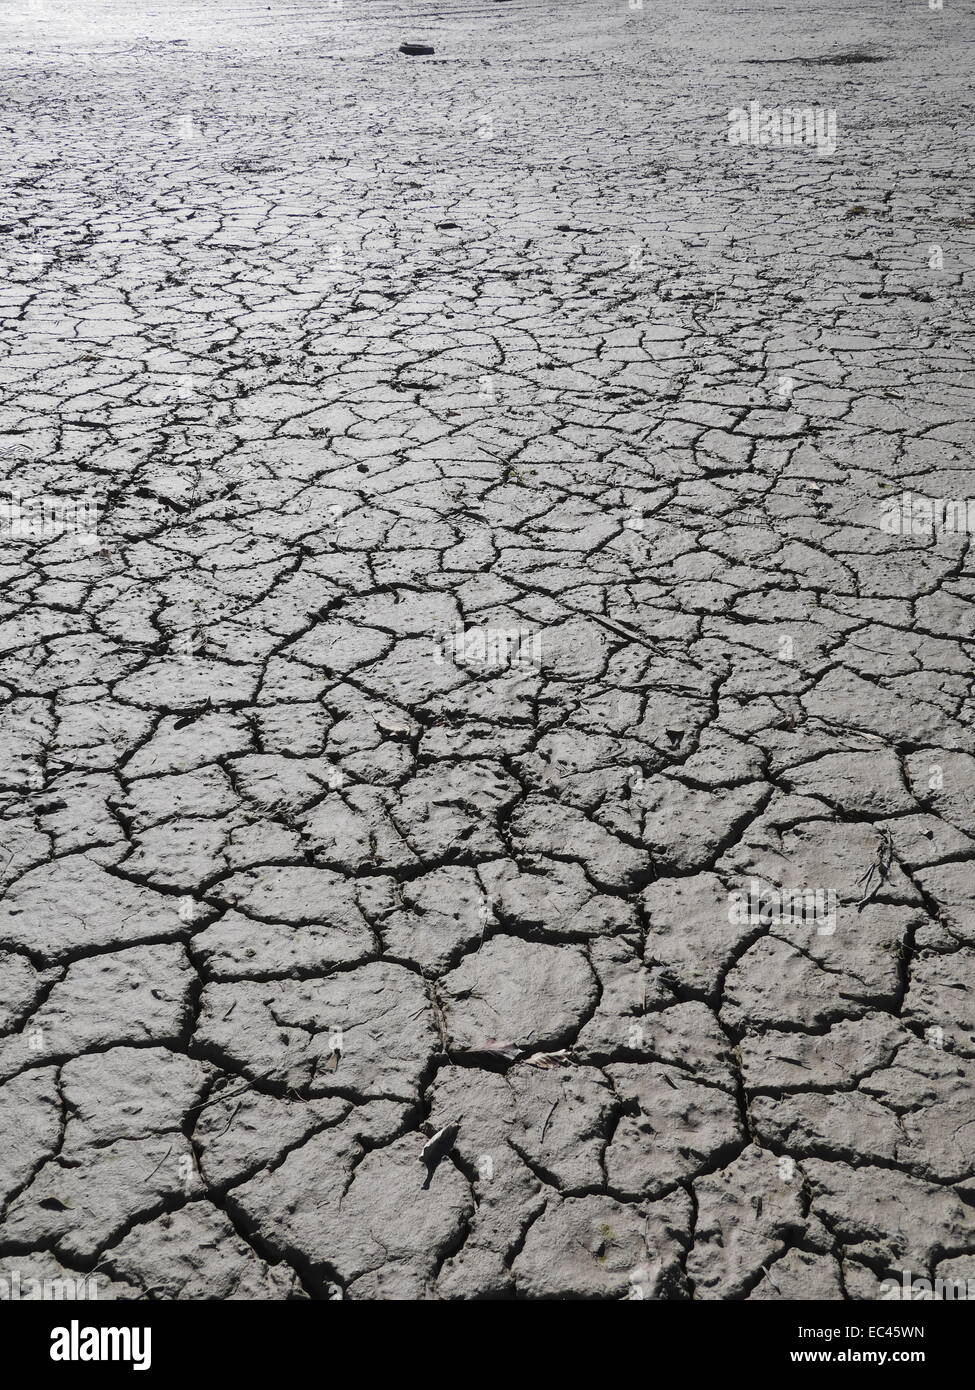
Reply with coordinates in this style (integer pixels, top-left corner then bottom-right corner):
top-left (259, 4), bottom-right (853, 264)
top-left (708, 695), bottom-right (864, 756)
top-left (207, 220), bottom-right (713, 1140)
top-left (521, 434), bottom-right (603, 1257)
top-left (743, 50), bottom-right (886, 65)
top-left (801, 50), bottom-right (885, 64)
top-left (400, 43), bottom-right (435, 56)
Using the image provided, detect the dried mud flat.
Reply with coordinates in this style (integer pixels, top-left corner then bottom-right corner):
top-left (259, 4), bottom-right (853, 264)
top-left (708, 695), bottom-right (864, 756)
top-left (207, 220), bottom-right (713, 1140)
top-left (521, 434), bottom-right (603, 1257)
top-left (0, 0), bottom-right (974, 1302)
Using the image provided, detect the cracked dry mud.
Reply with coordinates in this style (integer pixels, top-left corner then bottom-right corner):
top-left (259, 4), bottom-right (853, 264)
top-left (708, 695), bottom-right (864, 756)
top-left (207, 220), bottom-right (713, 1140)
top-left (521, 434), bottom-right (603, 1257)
top-left (0, 0), bottom-right (974, 1303)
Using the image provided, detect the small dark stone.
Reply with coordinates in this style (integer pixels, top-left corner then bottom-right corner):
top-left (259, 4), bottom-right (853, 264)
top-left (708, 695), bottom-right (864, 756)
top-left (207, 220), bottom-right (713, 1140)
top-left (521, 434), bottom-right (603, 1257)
top-left (399, 43), bottom-right (435, 56)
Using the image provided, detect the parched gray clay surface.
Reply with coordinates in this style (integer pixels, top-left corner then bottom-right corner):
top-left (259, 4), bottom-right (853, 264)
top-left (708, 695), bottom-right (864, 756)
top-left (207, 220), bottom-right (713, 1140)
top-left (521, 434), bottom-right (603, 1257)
top-left (0, 0), bottom-right (973, 1301)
